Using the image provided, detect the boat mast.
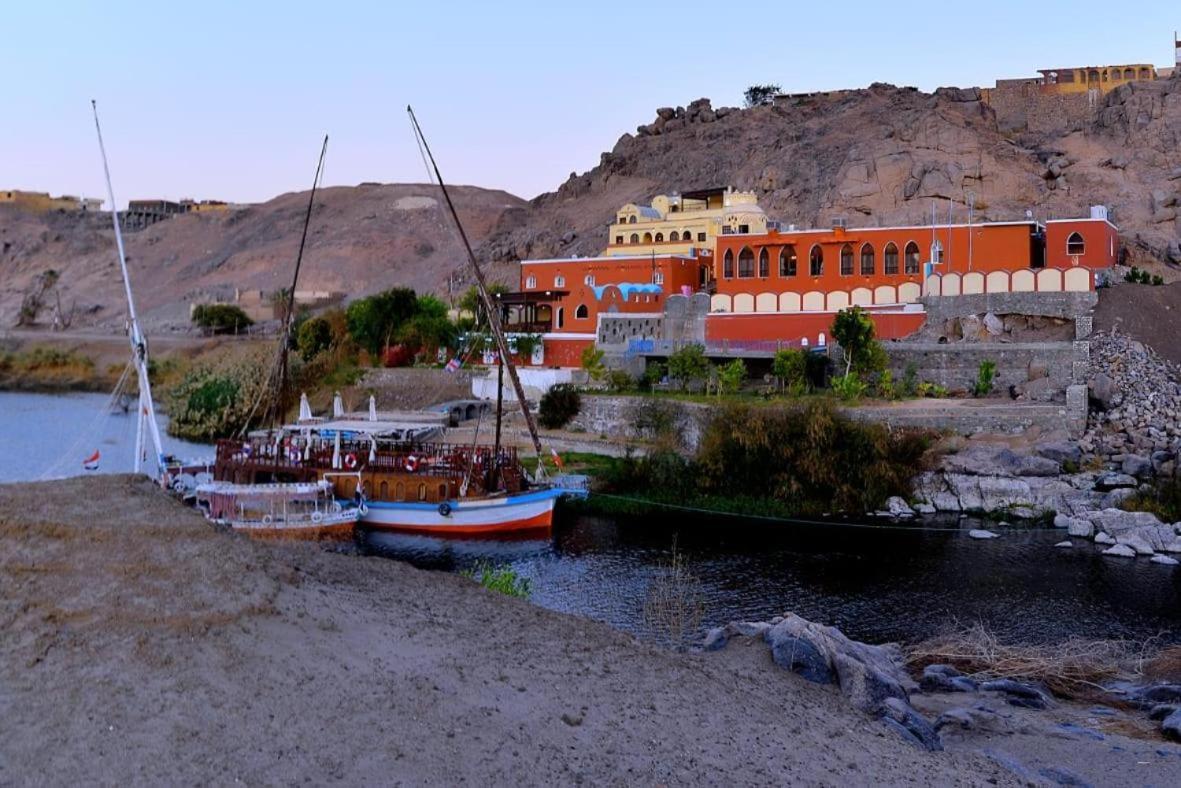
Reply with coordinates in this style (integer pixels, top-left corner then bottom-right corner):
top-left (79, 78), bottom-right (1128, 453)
top-left (91, 101), bottom-right (165, 478)
top-left (263, 135), bottom-right (329, 429)
top-left (406, 106), bottom-right (546, 477)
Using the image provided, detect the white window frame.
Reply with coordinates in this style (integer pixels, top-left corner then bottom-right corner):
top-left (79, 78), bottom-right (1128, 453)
top-left (554, 275), bottom-right (565, 288)
top-left (525, 275), bottom-right (536, 289)
top-left (653, 271), bottom-right (664, 285)
top-left (584, 274), bottom-right (595, 286)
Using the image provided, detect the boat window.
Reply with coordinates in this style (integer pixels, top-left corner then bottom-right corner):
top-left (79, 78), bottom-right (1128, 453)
top-left (438, 483), bottom-right (447, 499)
top-left (395, 481), bottom-right (405, 500)
top-left (380, 481), bottom-right (389, 499)
top-left (418, 483), bottom-right (427, 501)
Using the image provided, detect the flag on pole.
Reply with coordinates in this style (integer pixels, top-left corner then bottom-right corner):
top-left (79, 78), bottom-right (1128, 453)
top-left (550, 448), bottom-right (564, 471)
top-left (444, 357), bottom-right (463, 373)
top-left (83, 450), bottom-right (101, 471)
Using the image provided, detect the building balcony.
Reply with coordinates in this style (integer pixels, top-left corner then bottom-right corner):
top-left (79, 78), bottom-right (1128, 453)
top-left (503, 321), bottom-right (552, 335)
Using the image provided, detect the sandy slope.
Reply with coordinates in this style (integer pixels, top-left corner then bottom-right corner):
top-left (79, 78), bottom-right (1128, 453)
top-left (0, 475), bottom-right (1013, 786)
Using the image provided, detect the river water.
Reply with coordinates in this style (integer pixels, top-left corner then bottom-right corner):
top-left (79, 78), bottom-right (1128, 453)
top-left (5, 392), bottom-right (1180, 646)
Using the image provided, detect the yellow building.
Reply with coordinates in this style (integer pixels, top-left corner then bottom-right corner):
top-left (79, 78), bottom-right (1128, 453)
top-left (1035, 64), bottom-right (1157, 94)
top-left (606, 187), bottom-right (769, 256)
top-left (0, 190), bottom-right (102, 212)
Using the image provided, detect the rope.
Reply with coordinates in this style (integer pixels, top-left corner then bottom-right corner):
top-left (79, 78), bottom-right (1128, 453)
top-left (584, 492), bottom-right (1065, 534)
top-left (37, 359), bottom-right (135, 480)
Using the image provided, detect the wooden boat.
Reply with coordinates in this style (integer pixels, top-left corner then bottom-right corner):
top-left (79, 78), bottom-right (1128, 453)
top-left (195, 479), bottom-right (361, 540)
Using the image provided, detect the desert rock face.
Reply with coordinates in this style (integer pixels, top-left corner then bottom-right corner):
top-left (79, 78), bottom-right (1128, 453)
top-left (482, 77), bottom-right (1181, 270)
top-left (0, 183), bottom-right (525, 330)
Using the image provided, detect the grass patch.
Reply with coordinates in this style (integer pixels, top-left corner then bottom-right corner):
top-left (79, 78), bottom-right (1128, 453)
top-left (1121, 477), bottom-right (1181, 523)
top-left (461, 562), bottom-right (531, 598)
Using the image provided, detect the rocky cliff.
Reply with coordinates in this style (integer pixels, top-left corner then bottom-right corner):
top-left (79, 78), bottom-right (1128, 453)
top-left (0, 183), bottom-right (524, 330)
top-left (481, 76), bottom-right (1181, 270)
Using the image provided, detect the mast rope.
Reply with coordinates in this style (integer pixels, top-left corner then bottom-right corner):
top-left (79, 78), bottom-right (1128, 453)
top-left (37, 359), bottom-right (135, 480)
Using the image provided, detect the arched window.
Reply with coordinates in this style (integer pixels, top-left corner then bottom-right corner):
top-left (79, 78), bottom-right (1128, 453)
top-left (380, 481), bottom-right (389, 499)
top-left (1139, 67), bottom-right (1150, 79)
top-left (884, 243), bottom-right (899, 275)
top-left (575, 304), bottom-right (588, 319)
top-left (758, 248), bottom-right (769, 277)
top-left (556, 307), bottom-right (564, 329)
top-left (655, 232), bottom-right (664, 242)
top-left (669, 231), bottom-right (680, 242)
top-left (930, 239), bottom-right (943, 264)
top-left (630, 233), bottom-right (639, 244)
top-left (723, 249), bottom-right (734, 278)
top-left (809, 245), bottom-right (824, 276)
top-left (1088, 69), bottom-right (1099, 82)
top-left (628, 215), bottom-right (636, 224)
top-left (438, 483), bottom-right (447, 499)
top-left (615, 235), bottom-right (623, 245)
top-left (1066, 232), bottom-right (1085, 256)
top-left (418, 483), bottom-right (427, 501)
top-left (860, 243), bottom-right (875, 275)
top-left (904, 242), bottom-right (921, 274)
top-left (839, 244), bottom-right (854, 276)
top-left (395, 481), bottom-right (405, 500)
top-left (779, 245), bottom-right (797, 276)
top-left (684, 229), bottom-right (694, 241)
top-left (643, 232), bottom-right (653, 243)
top-left (738, 247), bottom-right (755, 278)
top-left (1124, 68), bottom-right (1135, 80)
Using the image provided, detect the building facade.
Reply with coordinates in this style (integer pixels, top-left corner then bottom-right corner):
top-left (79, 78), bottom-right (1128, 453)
top-left (1, 190), bottom-right (102, 212)
top-left (606, 187), bottom-right (767, 258)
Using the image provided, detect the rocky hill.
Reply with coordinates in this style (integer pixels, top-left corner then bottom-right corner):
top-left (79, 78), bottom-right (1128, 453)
top-left (480, 76), bottom-right (1181, 271)
top-left (0, 183), bottom-right (525, 330)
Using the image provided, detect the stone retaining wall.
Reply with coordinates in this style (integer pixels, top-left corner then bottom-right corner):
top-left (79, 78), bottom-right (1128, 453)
top-left (885, 341), bottom-right (1081, 398)
top-left (919, 291), bottom-right (1097, 322)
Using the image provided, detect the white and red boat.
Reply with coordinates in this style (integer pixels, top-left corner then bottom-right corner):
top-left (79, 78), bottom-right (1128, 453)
top-left (361, 486), bottom-right (563, 536)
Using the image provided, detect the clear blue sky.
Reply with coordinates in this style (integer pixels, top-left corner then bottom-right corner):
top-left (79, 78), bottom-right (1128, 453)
top-left (3, 1), bottom-right (1177, 206)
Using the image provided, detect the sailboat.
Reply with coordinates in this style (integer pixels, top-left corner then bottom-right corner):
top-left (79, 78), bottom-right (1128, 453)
top-left (207, 108), bottom-right (583, 536)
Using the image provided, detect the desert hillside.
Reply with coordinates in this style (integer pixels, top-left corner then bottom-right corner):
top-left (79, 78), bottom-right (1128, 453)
top-left (0, 183), bottom-right (526, 331)
top-left (481, 77), bottom-right (1181, 269)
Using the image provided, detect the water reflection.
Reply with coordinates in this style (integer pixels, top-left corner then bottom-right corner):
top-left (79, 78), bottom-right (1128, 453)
top-left (359, 506), bottom-right (1181, 646)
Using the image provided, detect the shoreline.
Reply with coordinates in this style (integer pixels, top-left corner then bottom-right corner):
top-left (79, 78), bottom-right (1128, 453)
top-left (0, 475), bottom-right (1020, 784)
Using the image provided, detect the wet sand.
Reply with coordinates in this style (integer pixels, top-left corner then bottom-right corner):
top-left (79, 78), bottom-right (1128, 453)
top-left (2, 475), bottom-right (1017, 785)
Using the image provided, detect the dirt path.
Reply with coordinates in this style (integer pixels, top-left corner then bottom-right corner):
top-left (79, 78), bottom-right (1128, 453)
top-left (0, 476), bottom-right (1014, 785)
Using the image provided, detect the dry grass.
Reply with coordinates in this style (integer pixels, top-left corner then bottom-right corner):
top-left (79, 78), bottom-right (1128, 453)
top-left (642, 539), bottom-right (705, 650)
top-left (1143, 646), bottom-right (1181, 683)
top-left (906, 622), bottom-right (1161, 699)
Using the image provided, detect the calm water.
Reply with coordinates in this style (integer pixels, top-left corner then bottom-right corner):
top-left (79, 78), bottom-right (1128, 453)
top-left (5, 392), bottom-right (1179, 646)
top-left (0, 392), bottom-right (212, 482)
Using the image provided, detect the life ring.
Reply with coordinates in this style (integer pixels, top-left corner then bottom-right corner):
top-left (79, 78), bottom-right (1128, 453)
top-left (438, 502), bottom-right (452, 517)
top-left (287, 447), bottom-right (301, 463)
top-left (261, 514), bottom-right (273, 525)
top-left (405, 455), bottom-right (419, 472)
top-left (311, 511), bottom-right (323, 523)
top-left (343, 453), bottom-right (358, 469)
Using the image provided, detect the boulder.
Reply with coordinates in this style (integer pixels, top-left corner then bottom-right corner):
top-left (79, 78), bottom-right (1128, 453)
top-left (884, 496), bottom-right (915, 518)
top-left (1089, 372), bottom-right (1118, 410)
top-left (880, 697), bottom-right (943, 751)
top-left (1054, 540), bottom-right (1074, 548)
top-left (1095, 532), bottom-right (1117, 545)
top-left (1115, 531), bottom-right (1156, 555)
top-left (1151, 554), bottom-right (1180, 565)
top-left (1065, 517), bottom-right (1094, 538)
top-left (982, 312), bottom-right (1004, 336)
top-left (1163, 539), bottom-right (1181, 554)
top-left (1102, 543), bottom-right (1137, 558)
top-left (934, 705), bottom-right (1022, 736)
top-left (1122, 454), bottom-right (1154, 478)
top-left (1094, 473), bottom-right (1139, 491)
top-left (763, 614), bottom-right (914, 712)
top-left (1163, 708), bottom-right (1181, 742)
top-left (1087, 508), bottom-right (1165, 535)
top-left (1036, 440), bottom-right (1082, 466)
top-left (919, 664), bottom-right (977, 693)
top-left (969, 529), bottom-right (999, 539)
top-left (979, 678), bottom-right (1049, 709)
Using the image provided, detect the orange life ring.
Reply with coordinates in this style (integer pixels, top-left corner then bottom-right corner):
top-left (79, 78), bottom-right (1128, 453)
top-left (404, 455), bottom-right (419, 473)
top-left (344, 452), bottom-right (358, 469)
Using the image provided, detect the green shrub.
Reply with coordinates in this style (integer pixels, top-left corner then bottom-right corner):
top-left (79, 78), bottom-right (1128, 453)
top-left (296, 316), bottom-right (335, 361)
top-left (165, 348), bottom-right (272, 440)
top-left (462, 562), bottom-right (531, 598)
top-left (1121, 477), bottom-right (1181, 523)
top-left (902, 363), bottom-right (919, 397)
top-left (1152, 274), bottom-right (1165, 286)
top-left (973, 359), bottom-right (997, 397)
top-left (831, 372), bottom-right (867, 401)
top-left (667, 344), bottom-right (710, 390)
top-left (772, 348), bottom-right (807, 392)
top-left (639, 361), bottom-right (666, 391)
top-left (917, 381), bottom-right (949, 398)
top-left (716, 358), bottom-right (747, 395)
top-left (606, 369), bottom-right (635, 393)
top-left (191, 304), bottom-right (253, 334)
top-left (539, 383), bottom-right (581, 429)
top-left (580, 345), bottom-right (606, 381)
top-left (876, 369), bottom-right (897, 400)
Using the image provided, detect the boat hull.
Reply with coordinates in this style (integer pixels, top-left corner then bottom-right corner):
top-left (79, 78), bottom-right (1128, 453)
top-left (360, 488), bottom-right (560, 536)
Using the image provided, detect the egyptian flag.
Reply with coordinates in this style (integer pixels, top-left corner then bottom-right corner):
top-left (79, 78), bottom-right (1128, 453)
top-left (83, 450), bottom-right (101, 471)
top-left (444, 357), bottom-right (462, 373)
top-left (550, 448), bottom-right (564, 471)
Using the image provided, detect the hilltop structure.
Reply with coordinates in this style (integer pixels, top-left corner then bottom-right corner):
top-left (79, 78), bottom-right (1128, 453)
top-left (120, 198), bottom-right (232, 231)
top-left (0, 190), bottom-right (102, 213)
top-left (500, 190), bottom-right (1119, 368)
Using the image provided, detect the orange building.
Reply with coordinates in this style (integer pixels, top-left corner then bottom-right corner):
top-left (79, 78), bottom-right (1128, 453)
top-left (510, 251), bottom-right (712, 367)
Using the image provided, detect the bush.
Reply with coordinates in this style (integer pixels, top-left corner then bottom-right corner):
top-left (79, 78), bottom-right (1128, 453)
top-left (639, 361), bottom-right (666, 391)
top-left (972, 359), bottom-right (997, 397)
top-left (605, 369), bottom-right (635, 393)
top-left (917, 381), bottom-right (949, 398)
top-left (876, 369), bottom-right (897, 400)
top-left (830, 372), bottom-right (867, 401)
top-left (580, 345), bottom-right (606, 382)
top-left (345, 287), bottom-right (418, 357)
top-left (832, 306), bottom-right (875, 375)
top-left (1152, 274), bottom-right (1165, 286)
top-left (462, 562), bottom-right (531, 598)
top-left (716, 358), bottom-right (746, 395)
top-left (296, 316), bottom-right (334, 361)
top-left (772, 348), bottom-right (807, 392)
top-left (191, 304), bottom-right (253, 334)
top-left (902, 363), bottom-right (919, 397)
top-left (539, 383), bottom-right (581, 429)
top-left (165, 348), bottom-right (272, 440)
top-left (1121, 477), bottom-right (1181, 523)
top-left (667, 344), bottom-right (710, 390)
top-left (743, 84), bottom-right (781, 108)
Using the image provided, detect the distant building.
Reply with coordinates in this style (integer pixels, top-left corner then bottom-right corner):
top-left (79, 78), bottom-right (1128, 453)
top-left (120, 197), bottom-right (232, 231)
top-left (607, 187), bottom-right (768, 257)
top-left (0, 190), bottom-right (103, 213)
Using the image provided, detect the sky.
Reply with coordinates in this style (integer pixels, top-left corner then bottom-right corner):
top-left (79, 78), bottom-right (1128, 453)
top-left (2, 1), bottom-right (1178, 206)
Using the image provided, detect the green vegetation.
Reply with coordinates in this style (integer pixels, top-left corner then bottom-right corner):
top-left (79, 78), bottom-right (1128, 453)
top-left (296, 315), bottom-right (335, 361)
top-left (1121, 477), bottom-right (1181, 523)
top-left (715, 358), bottom-right (746, 395)
top-left (916, 381), bottom-right (949, 398)
top-left (1124, 267), bottom-right (1164, 286)
top-left (973, 359), bottom-right (997, 397)
top-left (743, 84), bottom-right (781, 108)
top-left (830, 372), bottom-right (867, 402)
top-left (605, 369), bottom-right (635, 393)
top-left (191, 304), bottom-right (254, 335)
top-left (580, 345), bottom-right (606, 382)
top-left (595, 401), bottom-right (932, 517)
top-left (539, 383), bottom-right (581, 429)
top-left (345, 287), bottom-right (418, 357)
top-left (666, 344), bottom-right (710, 391)
top-left (511, 333), bottom-right (542, 361)
top-left (771, 348), bottom-right (808, 394)
top-left (462, 562), bottom-right (531, 598)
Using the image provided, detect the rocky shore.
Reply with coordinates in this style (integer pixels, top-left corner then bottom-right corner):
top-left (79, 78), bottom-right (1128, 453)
top-left (2, 475), bottom-right (1014, 785)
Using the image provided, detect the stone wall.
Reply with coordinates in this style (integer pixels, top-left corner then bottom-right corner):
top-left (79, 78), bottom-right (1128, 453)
top-left (885, 341), bottom-right (1082, 400)
top-left (597, 315), bottom-right (664, 346)
top-left (919, 291), bottom-right (1098, 323)
top-left (569, 395), bottom-right (711, 450)
top-left (982, 82), bottom-right (1097, 134)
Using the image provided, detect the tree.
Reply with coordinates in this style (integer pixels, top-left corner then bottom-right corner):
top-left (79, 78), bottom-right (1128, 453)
top-left (744, 84), bottom-right (781, 108)
top-left (345, 287), bottom-right (418, 357)
top-left (667, 344), bottom-right (710, 391)
top-left (192, 304), bottom-right (253, 335)
top-left (580, 345), bottom-right (606, 381)
top-left (717, 358), bottom-right (746, 395)
top-left (458, 283), bottom-right (510, 329)
top-left (831, 306), bottom-right (877, 376)
top-left (296, 316), bottom-right (334, 361)
top-left (771, 348), bottom-right (807, 392)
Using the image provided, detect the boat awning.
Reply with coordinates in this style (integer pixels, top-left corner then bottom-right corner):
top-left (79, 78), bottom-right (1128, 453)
top-left (280, 418), bottom-right (446, 441)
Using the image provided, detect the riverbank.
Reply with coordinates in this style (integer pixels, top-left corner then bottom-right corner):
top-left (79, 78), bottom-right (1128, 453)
top-left (1, 475), bottom-right (1018, 784)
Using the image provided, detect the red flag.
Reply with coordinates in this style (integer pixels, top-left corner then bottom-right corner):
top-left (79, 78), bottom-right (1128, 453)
top-left (83, 450), bottom-right (101, 471)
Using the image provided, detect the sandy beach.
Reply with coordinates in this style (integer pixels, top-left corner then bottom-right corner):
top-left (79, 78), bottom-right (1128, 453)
top-left (0, 475), bottom-right (1031, 785)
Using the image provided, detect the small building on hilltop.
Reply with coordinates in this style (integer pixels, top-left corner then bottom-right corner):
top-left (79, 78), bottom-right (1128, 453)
top-left (0, 190), bottom-right (102, 213)
top-left (607, 187), bottom-right (766, 258)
